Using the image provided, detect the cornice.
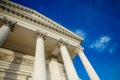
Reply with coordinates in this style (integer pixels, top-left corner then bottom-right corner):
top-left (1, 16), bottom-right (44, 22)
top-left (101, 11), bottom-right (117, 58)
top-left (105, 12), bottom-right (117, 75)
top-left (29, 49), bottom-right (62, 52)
top-left (0, 0), bottom-right (83, 43)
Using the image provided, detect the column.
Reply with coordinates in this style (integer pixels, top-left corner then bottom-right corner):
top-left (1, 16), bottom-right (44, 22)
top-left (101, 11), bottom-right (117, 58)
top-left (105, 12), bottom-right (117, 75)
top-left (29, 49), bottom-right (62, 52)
top-left (49, 57), bottom-right (61, 80)
top-left (0, 18), bottom-right (16, 46)
top-left (33, 30), bottom-right (47, 80)
top-left (58, 40), bottom-right (80, 80)
top-left (76, 46), bottom-right (100, 80)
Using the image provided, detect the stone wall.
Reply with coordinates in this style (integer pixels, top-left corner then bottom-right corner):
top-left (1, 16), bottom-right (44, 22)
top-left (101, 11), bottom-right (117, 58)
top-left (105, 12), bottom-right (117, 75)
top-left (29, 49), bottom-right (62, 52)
top-left (0, 48), bottom-right (34, 80)
top-left (0, 48), bottom-right (68, 80)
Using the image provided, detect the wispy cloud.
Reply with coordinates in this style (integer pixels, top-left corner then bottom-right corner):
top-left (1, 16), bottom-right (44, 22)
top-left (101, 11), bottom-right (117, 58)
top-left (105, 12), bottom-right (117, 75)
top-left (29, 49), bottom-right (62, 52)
top-left (75, 29), bottom-right (87, 39)
top-left (109, 43), bottom-right (117, 54)
top-left (89, 35), bottom-right (111, 52)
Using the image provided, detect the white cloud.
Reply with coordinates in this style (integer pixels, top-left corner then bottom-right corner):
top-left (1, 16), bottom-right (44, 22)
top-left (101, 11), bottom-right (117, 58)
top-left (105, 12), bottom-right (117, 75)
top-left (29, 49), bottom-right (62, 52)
top-left (89, 35), bottom-right (111, 52)
top-left (109, 43), bottom-right (117, 54)
top-left (75, 29), bottom-right (86, 39)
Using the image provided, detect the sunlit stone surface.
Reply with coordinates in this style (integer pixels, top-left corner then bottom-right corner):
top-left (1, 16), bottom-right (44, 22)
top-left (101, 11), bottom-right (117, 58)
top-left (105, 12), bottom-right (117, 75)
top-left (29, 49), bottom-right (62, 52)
top-left (0, 0), bottom-right (100, 80)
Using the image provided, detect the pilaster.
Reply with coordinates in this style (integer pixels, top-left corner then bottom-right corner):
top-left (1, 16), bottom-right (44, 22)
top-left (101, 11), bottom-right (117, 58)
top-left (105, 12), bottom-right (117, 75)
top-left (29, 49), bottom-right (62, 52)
top-left (49, 56), bottom-right (61, 80)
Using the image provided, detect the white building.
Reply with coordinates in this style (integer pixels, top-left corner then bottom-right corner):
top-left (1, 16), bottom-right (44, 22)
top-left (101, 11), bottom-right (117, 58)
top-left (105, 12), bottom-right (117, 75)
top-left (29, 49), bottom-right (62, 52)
top-left (0, 0), bottom-right (100, 80)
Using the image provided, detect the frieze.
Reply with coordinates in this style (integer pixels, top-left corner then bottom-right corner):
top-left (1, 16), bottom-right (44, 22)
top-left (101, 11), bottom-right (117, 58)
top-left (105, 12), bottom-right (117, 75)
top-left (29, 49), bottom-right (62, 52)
top-left (0, 52), bottom-right (34, 67)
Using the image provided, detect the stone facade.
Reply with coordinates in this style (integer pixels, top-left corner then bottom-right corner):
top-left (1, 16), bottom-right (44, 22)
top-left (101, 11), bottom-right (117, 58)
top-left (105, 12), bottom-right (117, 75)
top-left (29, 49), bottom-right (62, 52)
top-left (0, 48), bottom-right (68, 80)
top-left (0, 48), bottom-right (33, 80)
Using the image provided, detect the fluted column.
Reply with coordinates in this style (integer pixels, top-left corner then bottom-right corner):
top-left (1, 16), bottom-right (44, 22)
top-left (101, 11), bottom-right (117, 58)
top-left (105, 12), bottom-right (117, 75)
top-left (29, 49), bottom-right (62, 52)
top-left (49, 57), bottom-right (61, 80)
top-left (58, 40), bottom-right (80, 80)
top-left (33, 30), bottom-right (47, 80)
top-left (76, 46), bottom-right (100, 80)
top-left (0, 18), bottom-right (16, 46)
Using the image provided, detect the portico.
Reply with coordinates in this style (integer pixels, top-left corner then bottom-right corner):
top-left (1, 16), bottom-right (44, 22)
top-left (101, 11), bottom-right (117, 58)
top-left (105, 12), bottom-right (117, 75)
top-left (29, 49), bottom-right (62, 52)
top-left (0, 0), bottom-right (100, 80)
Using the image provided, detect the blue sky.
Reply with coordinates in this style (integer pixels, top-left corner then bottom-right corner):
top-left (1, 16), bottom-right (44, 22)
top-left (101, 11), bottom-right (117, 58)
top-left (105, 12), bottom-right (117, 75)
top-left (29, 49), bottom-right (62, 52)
top-left (11, 0), bottom-right (120, 80)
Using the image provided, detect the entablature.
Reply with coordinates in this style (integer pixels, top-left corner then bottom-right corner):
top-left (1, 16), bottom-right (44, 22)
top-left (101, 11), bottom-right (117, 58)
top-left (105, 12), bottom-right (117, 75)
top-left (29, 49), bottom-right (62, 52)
top-left (0, 0), bottom-right (83, 44)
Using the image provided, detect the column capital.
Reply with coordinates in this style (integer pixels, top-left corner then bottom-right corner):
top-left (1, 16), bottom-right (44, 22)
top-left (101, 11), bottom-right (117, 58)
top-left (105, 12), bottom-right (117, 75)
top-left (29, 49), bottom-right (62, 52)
top-left (3, 17), bottom-right (17, 31)
top-left (50, 56), bottom-right (58, 61)
top-left (48, 55), bottom-right (58, 61)
top-left (34, 30), bottom-right (47, 40)
top-left (57, 39), bottom-right (68, 48)
top-left (74, 45), bottom-right (84, 53)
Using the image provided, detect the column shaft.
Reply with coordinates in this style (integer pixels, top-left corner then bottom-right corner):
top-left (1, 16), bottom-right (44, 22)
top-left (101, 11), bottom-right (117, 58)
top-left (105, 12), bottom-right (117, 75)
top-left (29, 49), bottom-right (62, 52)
top-left (33, 36), bottom-right (46, 80)
top-left (0, 25), bottom-right (11, 46)
top-left (78, 50), bottom-right (100, 80)
top-left (49, 57), bottom-right (61, 80)
top-left (60, 45), bottom-right (80, 80)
